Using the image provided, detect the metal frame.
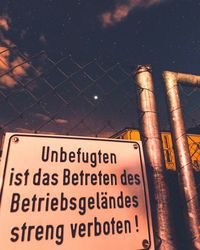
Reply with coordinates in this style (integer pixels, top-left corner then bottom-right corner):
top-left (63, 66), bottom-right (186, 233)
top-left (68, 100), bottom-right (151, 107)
top-left (163, 71), bottom-right (200, 249)
top-left (135, 66), bottom-right (176, 250)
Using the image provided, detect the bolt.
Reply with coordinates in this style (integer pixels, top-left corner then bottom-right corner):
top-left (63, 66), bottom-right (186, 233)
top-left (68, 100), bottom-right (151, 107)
top-left (142, 239), bottom-right (150, 249)
top-left (133, 143), bottom-right (138, 149)
top-left (12, 137), bottom-right (19, 143)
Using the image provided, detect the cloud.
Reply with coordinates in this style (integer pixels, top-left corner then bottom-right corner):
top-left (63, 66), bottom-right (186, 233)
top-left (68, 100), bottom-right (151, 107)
top-left (0, 74), bottom-right (15, 87)
top-left (54, 118), bottom-right (68, 125)
top-left (15, 128), bottom-right (35, 133)
top-left (11, 57), bottom-right (29, 78)
top-left (0, 47), bottom-right (31, 87)
top-left (0, 47), bottom-right (16, 87)
top-left (0, 15), bottom-right (31, 88)
top-left (34, 113), bottom-right (50, 121)
top-left (0, 47), bottom-right (10, 71)
top-left (0, 16), bottom-right (10, 31)
top-left (34, 113), bottom-right (68, 125)
top-left (15, 127), bottom-right (56, 135)
top-left (98, 130), bottom-right (115, 138)
top-left (101, 0), bottom-right (163, 27)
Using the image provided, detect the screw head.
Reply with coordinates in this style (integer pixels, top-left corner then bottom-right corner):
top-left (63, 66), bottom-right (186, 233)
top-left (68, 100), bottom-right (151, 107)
top-left (133, 143), bottom-right (138, 149)
top-left (142, 239), bottom-right (150, 249)
top-left (12, 137), bottom-right (19, 143)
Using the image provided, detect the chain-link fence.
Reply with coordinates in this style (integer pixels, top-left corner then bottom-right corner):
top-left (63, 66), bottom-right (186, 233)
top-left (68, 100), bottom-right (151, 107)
top-left (179, 84), bottom-right (200, 171)
top-left (1, 44), bottom-right (200, 249)
top-left (0, 45), bottom-right (138, 143)
top-left (178, 81), bottom-right (200, 214)
top-left (162, 71), bottom-right (200, 249)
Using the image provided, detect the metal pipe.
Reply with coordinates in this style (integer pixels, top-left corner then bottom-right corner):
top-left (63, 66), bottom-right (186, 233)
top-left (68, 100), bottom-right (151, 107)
top-left (168, 71), bottom-right (200, 85)
top-left (163, 71), bottom-right (200, 249)
top-left (135, 65), bottom-right (176, 250)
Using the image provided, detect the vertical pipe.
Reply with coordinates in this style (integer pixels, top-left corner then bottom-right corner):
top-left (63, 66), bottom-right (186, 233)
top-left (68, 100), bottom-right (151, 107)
top-left (163, 71), bottom-right (200, 249)
top-left (135, 65), bottom-right (176, 250)
top-left (0, 129), bottom-right (4, 158)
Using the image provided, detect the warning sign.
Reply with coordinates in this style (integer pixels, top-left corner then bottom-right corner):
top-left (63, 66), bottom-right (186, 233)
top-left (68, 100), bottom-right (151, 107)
top-left (0, 133), bottom-right (154, 250)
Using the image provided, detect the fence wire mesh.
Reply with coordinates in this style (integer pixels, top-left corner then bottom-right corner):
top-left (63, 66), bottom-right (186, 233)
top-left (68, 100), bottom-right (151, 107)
top-left (0, 45), bottom-right (137, 141)
top-left (178, 83), bottom-right (200, 210)
top-left (160, 78), bottom-right (200, 249)
top-left (1, 46), bottom-right (199, 177)
top-left (1, 44), bottom-right (200, 249)
top-left (179, 84), bottom-right (200, 172)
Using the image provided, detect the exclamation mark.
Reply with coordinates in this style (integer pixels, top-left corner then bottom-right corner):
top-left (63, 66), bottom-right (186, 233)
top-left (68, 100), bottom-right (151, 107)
top-left (135, 215), bottom-right (139, 232)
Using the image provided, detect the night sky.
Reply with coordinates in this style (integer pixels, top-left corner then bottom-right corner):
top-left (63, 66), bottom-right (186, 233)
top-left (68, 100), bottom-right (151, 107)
top-left (1, 0), bottom-right (200, 70)
top-left (0, 0), bottom-right (200, 135)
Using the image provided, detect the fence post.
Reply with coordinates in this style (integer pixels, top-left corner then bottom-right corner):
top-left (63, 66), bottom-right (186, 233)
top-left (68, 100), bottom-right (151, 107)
top-left (163, 71), bottom-right (200, 249)
top-left (135, 65), bottom-right (176, 250)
